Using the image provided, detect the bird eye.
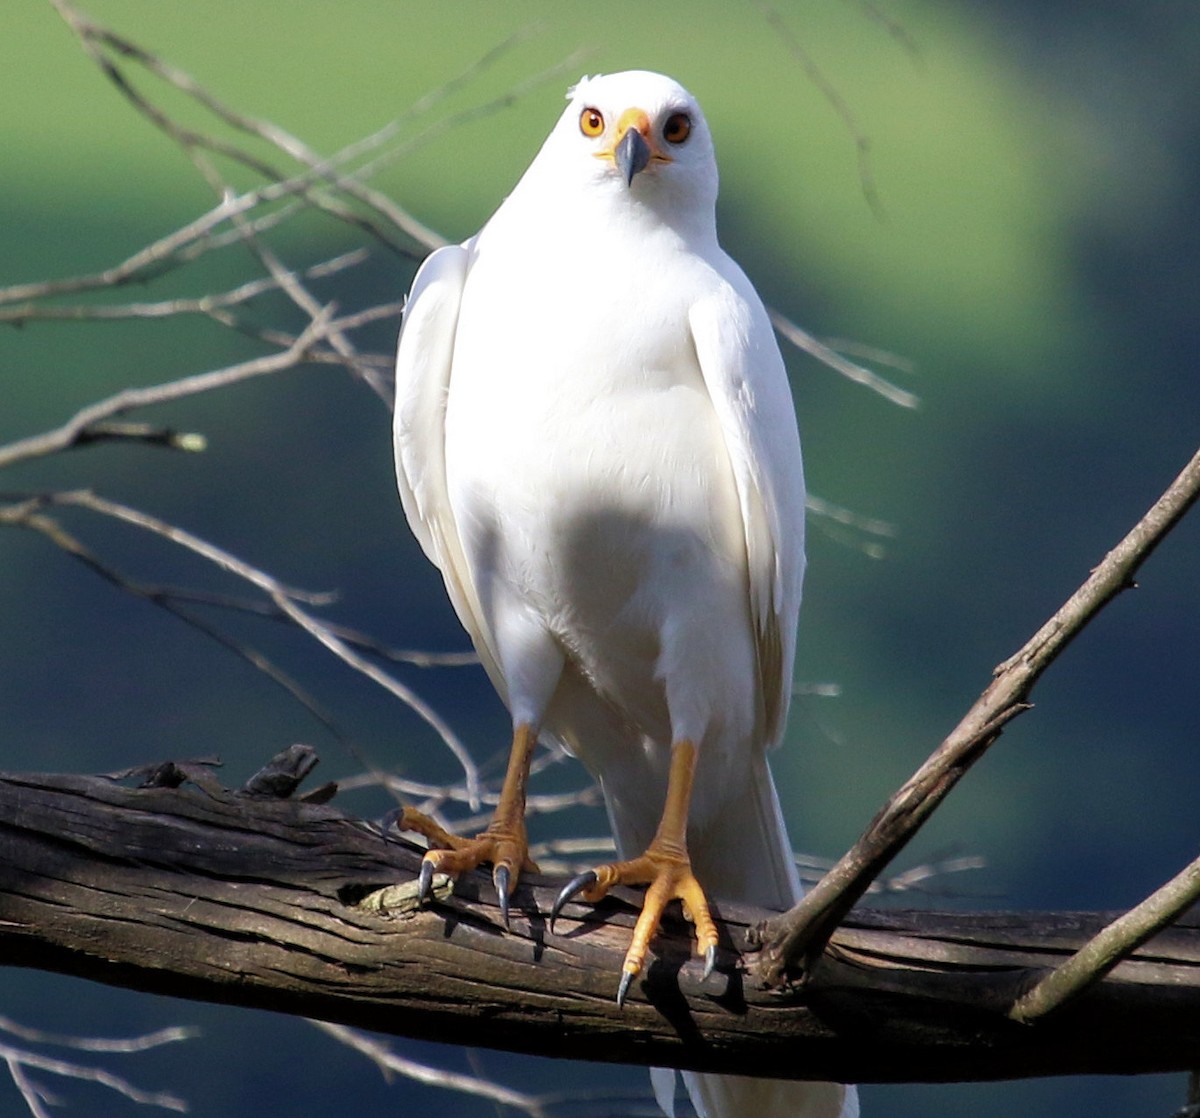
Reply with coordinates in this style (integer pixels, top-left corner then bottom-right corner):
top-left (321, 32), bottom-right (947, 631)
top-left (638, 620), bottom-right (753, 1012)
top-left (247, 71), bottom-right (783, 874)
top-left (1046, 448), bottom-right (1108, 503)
top-left (663, 112), bottom-right (692, 145)
top-left (579, 108), bottom-right (605, 138)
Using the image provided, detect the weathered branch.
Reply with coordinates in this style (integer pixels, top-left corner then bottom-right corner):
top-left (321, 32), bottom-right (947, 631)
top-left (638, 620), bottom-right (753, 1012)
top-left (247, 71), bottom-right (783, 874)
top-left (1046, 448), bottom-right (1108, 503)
top-left (4, 760), bottom-right (1200, 1086)
top-left (757, 446), bottom-right (1200, 987)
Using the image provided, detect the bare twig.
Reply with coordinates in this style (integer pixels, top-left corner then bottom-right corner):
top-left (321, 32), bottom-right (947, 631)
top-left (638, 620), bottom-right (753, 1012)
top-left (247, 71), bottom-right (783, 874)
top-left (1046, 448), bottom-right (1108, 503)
top-left (752, 0), bottom-right (886, 220)
top-left (312, 1023), bottom-right (549, 1118)
top-left (0, 1018), bottom-right (196, 1056)
top-left (816, 335), bottom-right (915, 374)
top-left (0, 314), bottom-right (331, 471)
top-left (0, 249), bottom-right (370, 327)
top-left (46, 0), bottom-right (425, 256)
top-left (218, 187), bottom-right (388, 395)
top-left (756, 445), bottom-right (1200, 986)
top-left (122, 585), bottom-right (479, 668)
top-left (79, 582), bottom-right (478, 668)
top-left (45, 0), bottom-right (580, 265)
top-left (0, 1033), bottom-right (190, 1118)
top-left (1010, 850), bottom-right (1200, 1023)
top-left (0, 192), bottom-right (256, 307)
top-left (771, 309), bottom-right (919, 407)
top-left (28, 488), bottom-right (482, 808)
top-left (850, 0), bottom-right (922, 63)
top-left (2, 502), bottom-right (352, 744)
top-left (806, 492), bottom-right (896, 558)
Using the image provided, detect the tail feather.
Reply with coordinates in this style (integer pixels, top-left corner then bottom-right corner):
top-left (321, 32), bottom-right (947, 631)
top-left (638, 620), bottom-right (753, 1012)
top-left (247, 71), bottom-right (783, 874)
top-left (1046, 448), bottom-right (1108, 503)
top-left (683, 1074), bottom-right (857, 1118)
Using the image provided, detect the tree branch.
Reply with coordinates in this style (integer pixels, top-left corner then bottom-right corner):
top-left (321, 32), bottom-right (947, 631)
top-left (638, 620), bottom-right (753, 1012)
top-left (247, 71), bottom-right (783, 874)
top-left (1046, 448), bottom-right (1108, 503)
top-left (0, 313), bottom-right (332, 472)
top-left (1009, 849), bottom-right (1200, 1023)
top-left (756, 445), bottom-right (1200, 987)
top-left (5, 758), bottom-right (1200, 1086)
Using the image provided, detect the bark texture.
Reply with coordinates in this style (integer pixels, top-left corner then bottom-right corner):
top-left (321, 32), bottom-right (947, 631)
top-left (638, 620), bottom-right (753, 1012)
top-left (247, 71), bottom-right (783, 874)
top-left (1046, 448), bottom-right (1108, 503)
top-left (2, 761), bottom-right (1199, 1084)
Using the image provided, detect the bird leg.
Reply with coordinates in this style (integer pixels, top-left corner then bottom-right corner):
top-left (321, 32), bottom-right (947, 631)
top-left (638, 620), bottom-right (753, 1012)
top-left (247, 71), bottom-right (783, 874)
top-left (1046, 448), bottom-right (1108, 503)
top-left (398, 721), bottom-right (539, 927)
top-left (550, 739), bottom-right (719, 1006)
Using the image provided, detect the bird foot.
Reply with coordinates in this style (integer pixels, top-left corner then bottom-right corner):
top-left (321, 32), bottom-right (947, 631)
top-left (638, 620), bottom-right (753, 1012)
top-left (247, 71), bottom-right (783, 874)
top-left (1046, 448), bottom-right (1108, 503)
top-left (396, 806), bottom-right (538, 928)
top-left (550, 843), bottom-right (718, 1006)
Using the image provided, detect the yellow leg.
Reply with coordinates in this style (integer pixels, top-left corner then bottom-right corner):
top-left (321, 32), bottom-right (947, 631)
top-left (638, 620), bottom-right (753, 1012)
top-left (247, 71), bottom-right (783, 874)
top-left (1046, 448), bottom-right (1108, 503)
top-left (551, 740), bottom-right (719, 1005)
top-left (398, 722), bottom-right (540, 926)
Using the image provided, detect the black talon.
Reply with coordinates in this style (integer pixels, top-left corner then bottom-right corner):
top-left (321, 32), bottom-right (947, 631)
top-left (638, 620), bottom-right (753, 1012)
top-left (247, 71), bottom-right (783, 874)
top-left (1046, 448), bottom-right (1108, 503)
top-left (379, 807), bottom-right (404, 835)
top-left (417, 857), bottom-right (436, 903)
top-left (493, 864), bottom-right (511, 929)
top-left (549, 870), bottom-right (599, 935)
top-left (703, 944), bottom-right (716, 981)
top-left (616, 969), bottom-right (634, 1009)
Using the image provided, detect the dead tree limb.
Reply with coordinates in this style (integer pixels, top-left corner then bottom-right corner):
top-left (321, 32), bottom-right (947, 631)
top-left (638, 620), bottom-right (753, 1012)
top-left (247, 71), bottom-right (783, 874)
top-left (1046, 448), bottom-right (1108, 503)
top-left (3, 759), bottom-right (1200, 1086)
top-left (757, 445), bottom-right (1200, 987)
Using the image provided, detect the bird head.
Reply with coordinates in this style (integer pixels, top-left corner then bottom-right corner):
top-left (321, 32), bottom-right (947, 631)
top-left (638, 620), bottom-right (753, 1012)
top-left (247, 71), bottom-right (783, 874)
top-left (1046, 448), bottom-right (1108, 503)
top-left (568, 71), bottom-right (716, 188)
top-left (516, 71), bottom-right (719, 230)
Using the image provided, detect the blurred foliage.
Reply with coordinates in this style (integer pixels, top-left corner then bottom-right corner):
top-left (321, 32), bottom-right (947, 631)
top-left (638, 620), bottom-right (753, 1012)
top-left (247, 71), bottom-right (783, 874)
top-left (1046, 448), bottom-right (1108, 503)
top-left (2, 2), bottom-right (1198, 1116)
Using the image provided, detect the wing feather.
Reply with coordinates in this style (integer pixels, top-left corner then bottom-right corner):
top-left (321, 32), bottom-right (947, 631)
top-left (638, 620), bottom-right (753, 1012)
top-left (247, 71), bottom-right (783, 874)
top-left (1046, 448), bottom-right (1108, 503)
top-left (689, 279), bottom-right (806, 746)
top-left (393, 245), bottom-right (507, 698)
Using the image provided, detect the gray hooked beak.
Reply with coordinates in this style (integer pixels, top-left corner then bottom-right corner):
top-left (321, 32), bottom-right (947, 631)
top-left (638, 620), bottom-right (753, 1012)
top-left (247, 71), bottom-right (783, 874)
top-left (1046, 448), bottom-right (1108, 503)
top-left (614, 127), bottom-right (651, 186)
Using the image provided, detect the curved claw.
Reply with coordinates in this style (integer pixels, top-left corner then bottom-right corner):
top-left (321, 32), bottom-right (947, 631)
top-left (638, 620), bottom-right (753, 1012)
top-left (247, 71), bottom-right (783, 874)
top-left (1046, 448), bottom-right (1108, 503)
top-left (703, 943), bottom-right (716, 982)
top-left (417, 856), bottom-right (436, 903)
top-left (616, 968), bottom-right (635, 1009)
top-left (493, 864), bottom-right (511, 929)
top-left (378, 807), bottom-right (403, 835)
top-left (549, 870), bottom-right (599, 935)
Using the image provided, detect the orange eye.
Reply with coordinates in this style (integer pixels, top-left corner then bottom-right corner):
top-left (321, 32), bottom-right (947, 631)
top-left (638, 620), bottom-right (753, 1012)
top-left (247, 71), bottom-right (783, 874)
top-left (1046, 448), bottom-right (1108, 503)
top-left (579, 107), bottom-right (605, 137)
top-left (663, 112), bottom-right (691, 144)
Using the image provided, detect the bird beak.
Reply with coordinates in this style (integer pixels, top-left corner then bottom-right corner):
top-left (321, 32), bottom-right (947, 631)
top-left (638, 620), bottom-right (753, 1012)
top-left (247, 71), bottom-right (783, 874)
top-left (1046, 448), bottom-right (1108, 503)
top-left (615, 126), bottom-right (652, 186)
top-left (595, 107), bottom-right (664, 186)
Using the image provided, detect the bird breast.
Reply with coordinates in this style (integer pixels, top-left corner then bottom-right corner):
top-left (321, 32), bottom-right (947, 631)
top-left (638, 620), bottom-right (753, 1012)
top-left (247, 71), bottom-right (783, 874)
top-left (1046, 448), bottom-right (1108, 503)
top-left (443, 229), bottom-right (758, 750)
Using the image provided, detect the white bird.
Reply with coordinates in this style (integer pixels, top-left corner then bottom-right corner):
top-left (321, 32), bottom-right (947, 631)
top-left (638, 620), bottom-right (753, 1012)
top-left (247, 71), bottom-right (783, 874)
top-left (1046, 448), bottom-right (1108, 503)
top-left (393, 70), bottom-right (856, 1118)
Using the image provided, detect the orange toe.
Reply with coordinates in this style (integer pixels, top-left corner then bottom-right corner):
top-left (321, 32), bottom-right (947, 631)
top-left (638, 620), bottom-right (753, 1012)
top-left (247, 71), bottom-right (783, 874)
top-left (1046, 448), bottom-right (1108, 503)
top-left (397, 805), bottom-right (538, 926)
top-left (579, 843), bottom-right (719, 994)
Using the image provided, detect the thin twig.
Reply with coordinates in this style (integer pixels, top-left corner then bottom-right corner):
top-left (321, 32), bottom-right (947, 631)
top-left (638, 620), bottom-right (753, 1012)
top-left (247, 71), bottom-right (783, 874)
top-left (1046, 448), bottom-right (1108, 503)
top-left (0, 1041), bottom-right (188, 1113)
top-left (90, 583), bottom-right (479, 668)
top-left (849, 0), bottom-right (923, 63)
top-left (70, 581), bottom-right (477, 668)
top-left (816, 335), bottom-right (916, 374)
top-left (311, 1022), bottom-right (549, 1118)
top-left (771, 309), bottom-right (919, 408)
top-left (35, 489), bottom-right (482, 808)
top-left (0, 193), bottom-right (255, 307)
top-left (1010, 851), bottom-right (1200, 1023)
top-left (215, 178), bottom-right (388, 398)
top-left (4, 504), bottom-right (352, 744)
top-left (0, 250), bottom-right (370, 327)
top-left (753, 0), bottom-right (886, 220)
top-left (806, 492), bottom-right (896, 558)
top-left (806, 494), bottom-right (895, 538)
top-left (0, 1018), bottom-right (196, 1054)
top-left (0, 314), bottom-right (330, 471)
top-left (0, 137), bottom-right (405, 312)
top-left (46, 0), bottom-right (421, 256)
top-left (4, 1058), bottom-right (52, 1118)
top-left (756, 445), bottom-right (1200, 986)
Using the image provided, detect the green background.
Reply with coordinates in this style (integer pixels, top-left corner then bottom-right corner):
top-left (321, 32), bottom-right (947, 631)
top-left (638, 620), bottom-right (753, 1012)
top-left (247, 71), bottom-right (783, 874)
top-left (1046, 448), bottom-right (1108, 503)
top-left (2, 1), bottom-right (1198, 1115)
